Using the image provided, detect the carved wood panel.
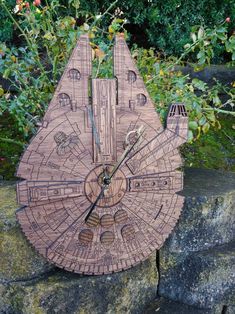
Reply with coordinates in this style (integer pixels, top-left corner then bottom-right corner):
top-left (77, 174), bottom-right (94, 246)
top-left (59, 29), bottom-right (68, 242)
top-left (16, 34), bottom-right (188, 275)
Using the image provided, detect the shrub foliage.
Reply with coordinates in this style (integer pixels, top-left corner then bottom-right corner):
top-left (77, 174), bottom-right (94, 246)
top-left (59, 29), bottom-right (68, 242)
top-left (0, 0), bottom-right (234, 179)
top-left (1, 0), bottom-right (235, 60)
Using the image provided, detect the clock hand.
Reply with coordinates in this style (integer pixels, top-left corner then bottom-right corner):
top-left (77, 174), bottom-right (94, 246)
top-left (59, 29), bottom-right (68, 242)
top-left (87, 105), bottom-right (106, 172)
top-left (109, 125), bottom-right (144, 180)
top-left (84, 125), bottom-right (144, 222)
top-left (84, 183), bottom-right (107, 222)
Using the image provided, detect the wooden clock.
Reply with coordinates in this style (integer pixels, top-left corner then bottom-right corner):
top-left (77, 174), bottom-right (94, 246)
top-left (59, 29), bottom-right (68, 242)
top-left (16, 34), bottom-right (188, 275)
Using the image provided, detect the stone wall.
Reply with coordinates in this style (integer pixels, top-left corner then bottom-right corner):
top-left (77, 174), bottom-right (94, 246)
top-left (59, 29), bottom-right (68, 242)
top-left (0, 182), bottom-right (158, 314)
top-left (0, 168), bottom-right (234, 313)
top-left (158, 168), bottom-right (235, 313)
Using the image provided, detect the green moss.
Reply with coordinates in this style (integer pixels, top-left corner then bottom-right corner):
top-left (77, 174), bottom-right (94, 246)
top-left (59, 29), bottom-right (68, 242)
top-left (24, 284), bottom-right (52, 314)
top-left (0, 184), bottom-right (34, 279)
top-left (0, 114), bottom-right (25, 180)
top-left (160, 253), bottom-right (178, 272)
top-left (0, 228), bottom-right (36, 279)
top-left (3, 285), bottom-right (25, 313)
top-left (182, 115), bottom-right (235, 171)
top-left (0, 229), bottom-right (53, 281)
top-left (0, 184), bottom-right (53, 281)
top-left (0, 183), bottom-right (17, 228)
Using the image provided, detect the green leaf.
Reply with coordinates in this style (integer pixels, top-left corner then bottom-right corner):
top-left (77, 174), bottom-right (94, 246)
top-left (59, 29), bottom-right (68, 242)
top-left (187, 130), bottom-right (194, 142)
top-left (190, 33), bottom-right (197, 43)
top-left (189, 121), bottom-right (198, 130)
top-left (205, 111), bottom-right (216, 123)
top-left (216, 27), bottom-right (227, 33)
top-left (184, 43), bottom-right (191, 49)
top-left (198, 27), bottom-right (204, 40)
top-left (192, 78), bottom-right (207, 91)
top-left (154, 62), bottom-right (160, 75)
top-left (212, 95), bottom-right (221, 106)
top-left (114, 18), bottom-right (124, 24)
top-left (0, 86), bottom-right (4, 97)
top-left (217, 33), bottom-right (227, 41)
top-left (202, 122), bottom-right (210, 133)
top-left (197, 51), bottom-right (205, 59)
top-left (71, 0), bottom-right (80, 9)
top-left (3, 68), bottom-right (10, 79)
top-left (43, 32), bottom-right (55, 41)
top-left (198, 56), bottom-right (206, 65)
top-left (198, 116), bottom-right (207, 126)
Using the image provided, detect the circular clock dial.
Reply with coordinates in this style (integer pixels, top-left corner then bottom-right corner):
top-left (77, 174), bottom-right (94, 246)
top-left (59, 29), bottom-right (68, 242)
top-left (84, 165), bottom-right (127, 207)
top-left (16, 34), bottom-right (188, 275)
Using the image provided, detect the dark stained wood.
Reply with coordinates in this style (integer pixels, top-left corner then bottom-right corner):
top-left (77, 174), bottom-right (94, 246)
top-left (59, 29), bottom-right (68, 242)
top-left (92, 79), bottom-right (117, 163)
top-left (16, 33), bottom-right (188, 275)
top-left (100, 214), bottom-right (115, 227)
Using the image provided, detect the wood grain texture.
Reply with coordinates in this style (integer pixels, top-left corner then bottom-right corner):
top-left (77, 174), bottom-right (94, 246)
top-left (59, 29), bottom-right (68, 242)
top-left (16, 33), bottom-right (188, 275)
top-left (92, 79), bottom-right (117, 163)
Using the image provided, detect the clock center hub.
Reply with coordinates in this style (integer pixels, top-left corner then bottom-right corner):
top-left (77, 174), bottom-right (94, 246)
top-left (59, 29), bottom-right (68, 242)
top-left (85, 165), bottom-right (127, 207)
top-left (103, 176), bottom-right (111, 186)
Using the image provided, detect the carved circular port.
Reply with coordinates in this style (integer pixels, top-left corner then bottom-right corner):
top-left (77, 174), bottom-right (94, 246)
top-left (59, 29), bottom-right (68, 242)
top-left (58, 93), bottom-right (71, 107)
top-left (100, 231), bottom-right (115, 245)
top-left (78, 229), bottom-right (93, 244)
top-left (100, 214), bottom-right (114, 228)
top-left (68, 68), bottom-right (81, 80)
top-left (128, 70), bottom-right (137, 83)
top-left (136, 93), bottom-right (147, 106)
top-left (121, 224), bottom-right (135, 241)
top-left (114, 210), bottom-right (128, 224)
top-left (86, 212), bottom-right (100, 227)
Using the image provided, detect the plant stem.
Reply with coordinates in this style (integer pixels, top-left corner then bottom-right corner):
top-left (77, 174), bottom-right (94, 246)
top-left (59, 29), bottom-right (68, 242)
top-left (145, 40), bottom-right (201, 85)
top-left (6, 78), bottom-right (22, 92)
top-left (222, 130), bottom-right (235, 145)
top-left (1, 2), bottom-right (48, 77)
top-left (0, 2), bottom-right (32, 48)
top-left (203, 107), bottom-right (235, 116)
top-left (91, 0), bottom-right (118, 28)
top-left (95, 59), bottom-right (102, 78)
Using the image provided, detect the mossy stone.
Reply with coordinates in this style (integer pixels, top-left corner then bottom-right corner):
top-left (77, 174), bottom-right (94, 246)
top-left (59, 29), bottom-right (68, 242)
top-left (1, 254), bottom-right (158, 314)
top-left (159, 169), bottom-right (235, 309)
top-left (159, 242), bottom-right (235, 309)
top-left (167, 168), bottom-right (235, 252)
top-left (0, 182), bottom-right (54, 282)
top-left (0, 182), bottom-right (158, 313)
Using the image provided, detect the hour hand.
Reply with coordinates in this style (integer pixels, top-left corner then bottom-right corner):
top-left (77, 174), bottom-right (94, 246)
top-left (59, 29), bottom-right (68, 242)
top-left (84, 165), bottom-right (111, 222)
top-left (84, 186), bottom-right (105, 222)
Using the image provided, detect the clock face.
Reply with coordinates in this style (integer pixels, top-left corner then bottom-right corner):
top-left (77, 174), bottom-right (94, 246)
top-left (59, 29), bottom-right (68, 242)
top-left (16, 34), bottom-right (188, 275)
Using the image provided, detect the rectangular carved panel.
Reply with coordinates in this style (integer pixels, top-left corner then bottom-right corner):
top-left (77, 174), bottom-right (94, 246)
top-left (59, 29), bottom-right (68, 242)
top-left (128, 171), bottom-right (183, 193)
top-left (92, 79), bottom-right (117, 163)
top-left (17, 180), bottom-right (84, 205)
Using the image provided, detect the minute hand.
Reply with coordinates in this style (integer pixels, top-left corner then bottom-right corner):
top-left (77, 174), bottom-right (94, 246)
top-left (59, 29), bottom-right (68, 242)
top-left (109, 125), bottom-right (144, 180)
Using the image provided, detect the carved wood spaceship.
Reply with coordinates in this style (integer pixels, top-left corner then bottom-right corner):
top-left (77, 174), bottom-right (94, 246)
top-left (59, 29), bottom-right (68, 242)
top-left (16, 34), bottom-right (188, 275)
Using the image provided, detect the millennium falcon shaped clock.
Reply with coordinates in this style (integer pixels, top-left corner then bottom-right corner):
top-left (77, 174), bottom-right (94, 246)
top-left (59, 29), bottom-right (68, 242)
top-left (16, 34), bottom-right (188, 275)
